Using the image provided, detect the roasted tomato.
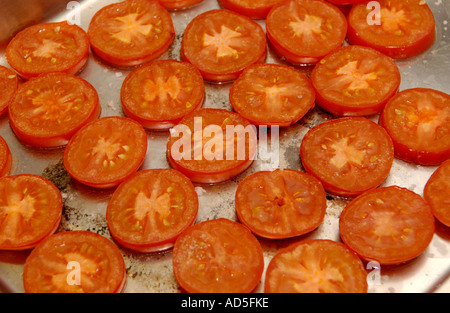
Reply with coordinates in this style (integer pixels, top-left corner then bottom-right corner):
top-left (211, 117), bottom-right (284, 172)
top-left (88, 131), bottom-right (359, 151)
top-left (158, 0), bottom-right (204, 10)
top-left (6, 21), bottom-right (89, 80)
top-left (379, 88), bottom-right (450, 166)
top-left (217, 0), bottom-right (284, 19)
top-left (0, 136), bottom-right (12, 178)
top-left (424, 160), bottom-right (450, 227)
top-left (0, 65), bottom-right (18, 116)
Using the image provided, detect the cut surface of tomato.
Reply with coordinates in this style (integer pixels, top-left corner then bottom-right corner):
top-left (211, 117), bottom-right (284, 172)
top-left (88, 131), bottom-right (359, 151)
top-left (88, 0), bottom-right (175, 68)
top-left (379, 88), bottom-right (450, 166)
top-left (266, 0), bottom-right (347, 65)
top-left (158, 0), bottom-right (204, 10)
top-left (121, 59), bottom-right (204, 130)
top-left (107, 169), bottom-right (198, 253)
top-left (23, 231), bottom-right (126, 293)
top-left (265, 239), bottom-right (367, 293)
top-left (9, 73), bottom-right (100, 148)
top-left (347, 0), bottom-right (436, 59)
top-left (424, 160), bottom-right (450, 227)
top-left (235, 169), bottom-right (326, 239)
top-left (181, 9), bottom-right (267, 83)
top-left (6, 21), bottom-right (89, 80)
top-left (218, 0), bottom-right (284, 19)
top-left (311, 45), bottom-right (401, 117)
top-left (0, 174), bottom-right (62, 251)
top-left (167, 108), bottom-right (257, 184)
top-left (63, 116), bottom-right (147, 189)
top-left (0, 65), bottom-right (18, 116)
top-left (300, 117), bottom-right (394, 198)
top-left (172, 218), bottom-right (264, 293)
top-left (339, 186), bottom-right (435, 265)
top-left (0, 136), bottom-right (12, 178)
top-left (230, 63), bottom-right (315, 127)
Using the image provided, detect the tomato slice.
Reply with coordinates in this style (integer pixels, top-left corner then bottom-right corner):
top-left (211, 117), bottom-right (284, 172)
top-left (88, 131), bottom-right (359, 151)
top-left (88, 0), bottom-right (175, 68)
top-left (265, 239), bottom-right (368, 293)
top-left (266, 0), bottom-right (347, 65)
top-left (230, 63), bottom-right (315, 127)
top-left (121, 60), bottom-right (204, 130)
top-left (327, 0), bottom-right (368, 4)
top-left (167, 108), bottom-right (257, 184)
top-left (0, 136), bottom-right (12, 178)
top-left (9, 73), bottom-right (100, 148)
top-left (172, 218), bottom-right (264, 293)
top-left (107, 169), bottom-right (198, 253)
top-left (300, 117), bottom-right (394, 198)
top-left (339, 186), bottom-right (435, 265)
top-left (63, 116), bottom-right (148, 189)
top-left (347, 0), bottom-right (436, 59)
top-left (0, 65), bottom-right (18, 116)
top-left (23, 231), bottom-right (126, 293)
top-left (379, 88), bottom-right (450, 166)
top-left (181, 9), bottom-right (267, 83)
top-left (217, 0), bottom-right (284, 19)
top-left (235, 169), bottom-right (327, 239)
top-left (311, 45), bottom-right (401, 117)
top-left (5, 21), bottom-right (89, 80)
top-left (158, 0), bottom-right (204, 10)
top-left (0, 174), bottom-right (62, 251)
top-left (424, 160), bottom-right (450, 227)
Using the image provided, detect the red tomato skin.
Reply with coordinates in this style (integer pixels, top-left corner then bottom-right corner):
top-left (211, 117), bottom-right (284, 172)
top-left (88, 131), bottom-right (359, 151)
top-left (0, 136), bottom-right (12, 178)
top-left (424, 160), bottom-right (450, 227)
top-left (218, 0), bottom-right (281, 19)
top-left (158, 0), bottom-right (204, 10)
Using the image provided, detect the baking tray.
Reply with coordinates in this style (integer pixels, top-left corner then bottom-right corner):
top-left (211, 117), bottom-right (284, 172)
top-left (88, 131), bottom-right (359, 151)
top-left (0, 0), bottom-right (449, 293)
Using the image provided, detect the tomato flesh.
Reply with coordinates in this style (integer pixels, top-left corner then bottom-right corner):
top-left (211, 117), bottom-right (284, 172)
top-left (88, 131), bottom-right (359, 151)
top-left (172, 218), bottom-right (264, 293)
top-left (6, 21), bottom-right (89, 80)
top-left (0, 137), bottom-right (12, 178)
top-left (339, 186), bottom-right (435, 265)
top-left (300, 117), bottom-right (394, 198)
top-left (181, 9), bottom-right (267, 83)
top-left (0, 65), bottom-right (18, 116)
top-left (266, 0), bottom-right (347, 65)
top-left (0, 174), bottom-right (62, 251)
top-left (9, 73), bottom-right (100, 148)
top-left (379, 88), bottom-right (450, 166)
top-left (158, 0), bottom-right (204, 10)
top-left (218, 0), bottom-right (284, 19)
top-left (167, 108), bottom-right (257, 184)
top-left (265, 239), bottom-right (368, 293)
top-left (235, 169), bottom-right (327, 239)
top-left (424, 160), bottom-right (450, 227)
top-left (88, 0), bottom-right (175, 68)
top-left (311, 45), bottom-right (401, 116)
top-left (121, 60), bottom-right (204, 130)
top-left (23, 231), bottom-right (126, 293)
top-left (230, 63), bottom-right (315, 127)
top-left (63, 117), bottom-right (148, 189)
top-left (107, 169), bottom-right (198, 253)
top-left (347, 0), bottom-right (436, 59)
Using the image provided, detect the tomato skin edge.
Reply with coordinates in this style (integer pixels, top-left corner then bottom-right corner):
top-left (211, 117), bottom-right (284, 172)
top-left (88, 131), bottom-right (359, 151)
top-left (217, 0), bottom-right (274, 20)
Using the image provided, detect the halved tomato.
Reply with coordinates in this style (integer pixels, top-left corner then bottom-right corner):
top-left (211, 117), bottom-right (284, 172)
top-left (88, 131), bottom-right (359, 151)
top-left (63, 116), bottom-right (148, 189)
top-left (0, 136), bottom-right (12, 178)
top-left (6, 21), bottom-right (89, 80)
top-left (266, 0), bottom-right (347, 65)
top-left (218, 0), bottom-right (284, 19)
top-left (158, 0), bottom-right (204, 10)
top-left (172, 218), bottom-right (264, 293)
top-left (265, 239), bottom-right (368, 293)
top-left (23, 231), bottom-right (126, 293)
top-left (230, 63), bottom-right (315, 127)
top-left (167, 108), bottom-right (257, 184)
top-left (347, 0), bottom-right (436, 59)
top-left (121, 59), bottom-right (204, 130)
top-left (379, 88), bottom-right (450, 166)
top-left (181, 9), bottom-right (267, 83)
top-left (88, 0), bottom-right (175, 68)
top-left (0, 65), bottom-right (18, 116)
top-left (300, 117), bottom-right (394, 198)
top-left (424, 160), bottom-right (450, 227)
top-left (0, 174), bottom-right (62, 251)
top-left (235, 169), bottom-right (327, 239)
top-left (106, 169), bottom-right (198, 253)
top-left (9, 73), bottom-right (100, 148)
top-left (311, 45), bottom-right (401, 117)
top-left (327, 0), bottom-right (368, 4)
top-left (339, 186), bottom-right (435, 265)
